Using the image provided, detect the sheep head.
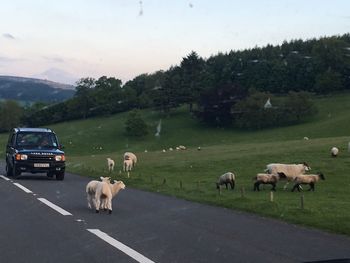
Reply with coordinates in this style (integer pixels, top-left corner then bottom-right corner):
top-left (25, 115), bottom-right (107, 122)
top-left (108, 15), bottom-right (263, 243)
top-left (303, 162), bottom-right (311, 171)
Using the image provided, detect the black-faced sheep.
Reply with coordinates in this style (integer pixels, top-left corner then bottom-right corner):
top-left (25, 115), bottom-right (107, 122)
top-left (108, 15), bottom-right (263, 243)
top-left (253, 172), bottom-right (286, 191)
top-left (291, 173), bottom-right (325, 192)
top-left (331, 147), bottom-right (339, 157)
top-left (216, 172), bottom-right (235, 190)
top-left (265, 162), bottom-right (311, 189)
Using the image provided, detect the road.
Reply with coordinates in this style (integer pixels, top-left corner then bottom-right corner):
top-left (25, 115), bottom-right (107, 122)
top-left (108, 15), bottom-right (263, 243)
top-left (1, 162), bottom-right (350, 263)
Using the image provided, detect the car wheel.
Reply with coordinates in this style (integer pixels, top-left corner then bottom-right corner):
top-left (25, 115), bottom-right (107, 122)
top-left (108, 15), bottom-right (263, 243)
top-left (6, 162), bottom-right (13, 177)
top-left (56, 172), bottom-right (65, 181)
top-left (12, 164), bottom-right (20, 179)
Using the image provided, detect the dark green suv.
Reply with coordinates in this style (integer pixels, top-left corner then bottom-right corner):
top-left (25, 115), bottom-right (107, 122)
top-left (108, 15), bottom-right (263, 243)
top-left (5, 128), bottom-right (66, 180)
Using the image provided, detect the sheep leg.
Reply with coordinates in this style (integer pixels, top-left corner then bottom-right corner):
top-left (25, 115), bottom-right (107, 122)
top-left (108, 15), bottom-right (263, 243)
top-left (87, 194), bottom-right (93, 209)
top-left (108, 199), bottom-right (112, 214)
top-left (291, 184), bottom-right (299, 192)
top-left (283, 181), bottom-right (289, 190)
top-left (254, 182), bottom-right (260, 191)
top-left (230, 181), bottom-right (235, 190)
top-left (308, 182), bottom-right (315, 191)
top-left (271, 183), bottom-right (276, 191)
top-left (225, 183), bottom-right (228, 189)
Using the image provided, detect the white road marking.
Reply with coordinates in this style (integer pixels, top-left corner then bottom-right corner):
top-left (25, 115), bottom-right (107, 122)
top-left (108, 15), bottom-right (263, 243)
top-left (87, 229), bottom-right (155, 263)
top-left (0, 175), bottom-right (10, 181)
top-left (38, 198), bottom-right (72, 216)
top-left (13, 183), bottom-right (33, 193)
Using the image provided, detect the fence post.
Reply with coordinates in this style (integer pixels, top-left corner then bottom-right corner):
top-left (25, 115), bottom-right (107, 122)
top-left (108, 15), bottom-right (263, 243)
top-left (240, 186), bottom-right (245, 198)
top-left (300, 194), bottom-right (304, 209)
top-left (163, 178), bottom-right (166, 185)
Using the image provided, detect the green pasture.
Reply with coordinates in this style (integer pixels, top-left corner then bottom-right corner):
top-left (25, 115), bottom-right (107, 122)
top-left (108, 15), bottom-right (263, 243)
top-left (1, 92), bottom-right (350, 235)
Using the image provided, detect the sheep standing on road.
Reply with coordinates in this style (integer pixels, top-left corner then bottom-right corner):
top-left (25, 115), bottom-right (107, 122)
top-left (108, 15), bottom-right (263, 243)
top-left (265, 162), bottom-right (311, 190)
top-left (292, 173), bottom-right (325, 192)
top-left (86, 176), bottom-right (111, 210)
top-left (107, 158), bottom-right (115, 172)
top-left (94, 180), bottom-right (126, 214)
top-left (331, 147), bottom-right (339, 157)
top-left (253, 172), bottom-right (286, 191)
top-left (216, 172), bottom-right (235, 190)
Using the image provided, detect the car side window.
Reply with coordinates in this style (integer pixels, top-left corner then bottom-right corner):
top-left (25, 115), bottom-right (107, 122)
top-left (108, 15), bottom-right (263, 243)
top-left (8, 134), bottom-right (15, 147)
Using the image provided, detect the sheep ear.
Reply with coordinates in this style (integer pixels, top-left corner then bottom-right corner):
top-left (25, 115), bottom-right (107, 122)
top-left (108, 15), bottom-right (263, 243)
top-left (100, 176), bottom-right (104, 180)
top-left (114, 180), bottom-right (117, 183)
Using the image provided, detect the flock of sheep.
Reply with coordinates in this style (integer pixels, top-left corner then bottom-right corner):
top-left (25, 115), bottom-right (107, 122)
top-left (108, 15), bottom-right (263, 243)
top-left (86, 145), bottom-right (339, 214)
top-left (217, 146), bottom-right (340, 193)
top-left (85, 152), bottom-right (137, 214)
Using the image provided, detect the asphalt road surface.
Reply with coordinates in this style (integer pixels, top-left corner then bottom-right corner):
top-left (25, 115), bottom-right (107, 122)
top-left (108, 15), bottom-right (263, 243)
top-left (1, 162), bottom-right (350, 263)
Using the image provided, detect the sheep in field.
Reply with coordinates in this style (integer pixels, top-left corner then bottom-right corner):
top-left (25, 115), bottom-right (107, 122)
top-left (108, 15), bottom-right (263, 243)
top-left (331, 147), bottom-right (339, 157)
top-left (265, 162), bottom-right (311, 190)
top-left (123, 159), bottom-right (133, 172)
top-left (291, 173), bottom-right (325, 192)
top-left (124, 152), bottom-right (137, 167)
top-left (94, 180), bottom-right (126, 214)
top-left (216, 172), bottom-right (235, 190)
top-left (253, 172), bottom-right (286, 191)
top-left (86, 176), bottom-right (111, 210)
top-left (107, 158), bottom-right (115, 172)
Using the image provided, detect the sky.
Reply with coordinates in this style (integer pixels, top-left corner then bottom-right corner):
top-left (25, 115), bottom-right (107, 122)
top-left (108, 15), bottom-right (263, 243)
top-left (0, 0), bottom-right (349, 85)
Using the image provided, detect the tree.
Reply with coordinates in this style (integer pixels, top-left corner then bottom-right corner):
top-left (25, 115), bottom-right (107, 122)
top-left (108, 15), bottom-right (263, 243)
top-left (0, 100), bottom-right (24, 132)
top-left (125, 110), bottom-right (149, 137)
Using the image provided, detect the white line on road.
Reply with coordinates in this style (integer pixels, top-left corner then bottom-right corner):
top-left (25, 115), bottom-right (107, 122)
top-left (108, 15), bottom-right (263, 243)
top-left (38, 198), bottom-right (72, 216)
top-left (13, 183), bottom-right (33, 193)
top-left (87, 229), bottom-right (155, 263)
top-left (0, 175), bottom-right (10, 181)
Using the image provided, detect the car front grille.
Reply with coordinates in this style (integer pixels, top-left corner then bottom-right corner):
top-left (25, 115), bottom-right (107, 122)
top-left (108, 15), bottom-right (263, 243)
top-left (28, 155), bottom-right (55, 162)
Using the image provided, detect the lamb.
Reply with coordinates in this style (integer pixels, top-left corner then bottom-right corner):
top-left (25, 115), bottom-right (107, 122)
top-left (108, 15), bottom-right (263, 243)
top-left (86, 176), bottom-right (111, 210)
top-left (123, 159), bottom-right (133, 173)
top-left (107, 158), bottom-right (115, 172)
top-left (331, 147), bottom-right (339, 157)
top-left (291, 173), bottom-right (325, 192)
top-left (124, 152), bottom-right (137, 167)
top-left (265, 162), bottom-right (311, 189)
top-left (253, 172), bottom-right (286, 191)
top-left (94, 180), bottom-right (126, 214)
top-left (216, 172), bottom-right (235, 190)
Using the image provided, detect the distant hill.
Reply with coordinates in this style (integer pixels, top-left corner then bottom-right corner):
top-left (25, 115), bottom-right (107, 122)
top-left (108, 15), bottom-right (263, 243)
top-left (0, 75), bottom-right (75, 103)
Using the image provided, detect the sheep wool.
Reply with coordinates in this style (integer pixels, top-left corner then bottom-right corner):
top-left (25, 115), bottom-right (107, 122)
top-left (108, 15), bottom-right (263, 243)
top-left (253, 172), bottom-right (286, 191)
top-left (292, 173), bottom-right (325, 192)
top-left (331, 147), bottom-right (339, 157)
top-left (216, 172), bottom-right (235, 190)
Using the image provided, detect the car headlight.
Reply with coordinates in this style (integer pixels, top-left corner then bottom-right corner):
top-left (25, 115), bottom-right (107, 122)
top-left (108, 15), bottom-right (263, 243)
top-left (55, 155), bottom-right (65, 161)
top-left (15, 154), bottom-right (28, 161)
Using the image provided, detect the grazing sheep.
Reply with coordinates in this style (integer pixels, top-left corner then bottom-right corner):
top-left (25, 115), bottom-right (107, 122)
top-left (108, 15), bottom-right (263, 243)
top-left (94, 180), bottom-right (126, 214)
top-left (124, 152), bottom-right (137, 167)
top-left (265, 162), bottom-right (311, 190)
top-left (86, 176), bottom-right (111, 209)
top-left (291, 173), bottom-right (325, 192)
top-left (123, 158), bottom-right (133, 172)
top-left (303, 137), bottom-right (309, 140)
top-left (331, 147), bottom-right (339, 157)
top-left (253, 172), bottom-right (286, 191)
top-left (216, 172), bottom-right (235, 190)
top-left (178, 145), bottom-right (186, 150)
top-left (107, 158), bottom-right (115, 172)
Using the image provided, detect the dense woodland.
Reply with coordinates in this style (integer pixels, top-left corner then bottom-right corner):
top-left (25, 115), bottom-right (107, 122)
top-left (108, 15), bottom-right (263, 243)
top-left (1, 34), bottom-right (350, 132)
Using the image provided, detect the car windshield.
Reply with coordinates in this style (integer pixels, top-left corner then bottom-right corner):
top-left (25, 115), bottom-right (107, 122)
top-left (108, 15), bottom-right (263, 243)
top-left (16, 132), bottom-right (58, 148)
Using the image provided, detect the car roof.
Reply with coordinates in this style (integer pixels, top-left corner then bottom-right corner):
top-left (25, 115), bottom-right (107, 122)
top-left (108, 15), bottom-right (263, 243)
top-left (14, 127), bottom-right (54, 133)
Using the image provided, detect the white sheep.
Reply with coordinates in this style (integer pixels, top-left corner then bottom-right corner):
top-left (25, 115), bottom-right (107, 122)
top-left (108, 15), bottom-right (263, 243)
top-left (86, 176), bottom-right (111, 210)
top-left (291, 173), bottom-right (325, 192)
top-left (123, 158), bottom-right (133, 172)
top-left (216, 172), bottom-right (235, 190)
top-left (253, 172), bottom-right (286, 191)
top-left (124, 152), bottom-right (137, 167)
top-left (331, 147), bottom-right (339, 157)
top-left (265, 162), bottom-right (311, 190)
top-left (94, 180), bottom-right (126, 213)
top-left (107, 158), bottom-right (115, 172)
top-left (178, 145), bottom-right (186, 150)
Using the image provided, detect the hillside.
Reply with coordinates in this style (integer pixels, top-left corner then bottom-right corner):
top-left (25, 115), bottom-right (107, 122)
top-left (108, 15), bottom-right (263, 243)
top-left (1, 92), bottom-right (350, 235)
top-left (0, 75), bottom-right (75, 103)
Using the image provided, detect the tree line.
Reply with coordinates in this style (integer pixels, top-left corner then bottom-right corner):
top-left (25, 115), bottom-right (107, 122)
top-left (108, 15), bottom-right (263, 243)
top-left (1, 33), bottom-right (349, 132)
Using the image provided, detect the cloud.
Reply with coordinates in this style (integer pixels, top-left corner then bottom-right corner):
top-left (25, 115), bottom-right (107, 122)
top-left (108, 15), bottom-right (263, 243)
top-left (42, 56), bottom-right (65, 63)
top-left (2, 33), bottom-right (15, 39)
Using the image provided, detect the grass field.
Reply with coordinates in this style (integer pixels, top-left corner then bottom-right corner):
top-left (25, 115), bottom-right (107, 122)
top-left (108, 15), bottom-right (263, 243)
top-left (1, 92), bottom-right (350, 235)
